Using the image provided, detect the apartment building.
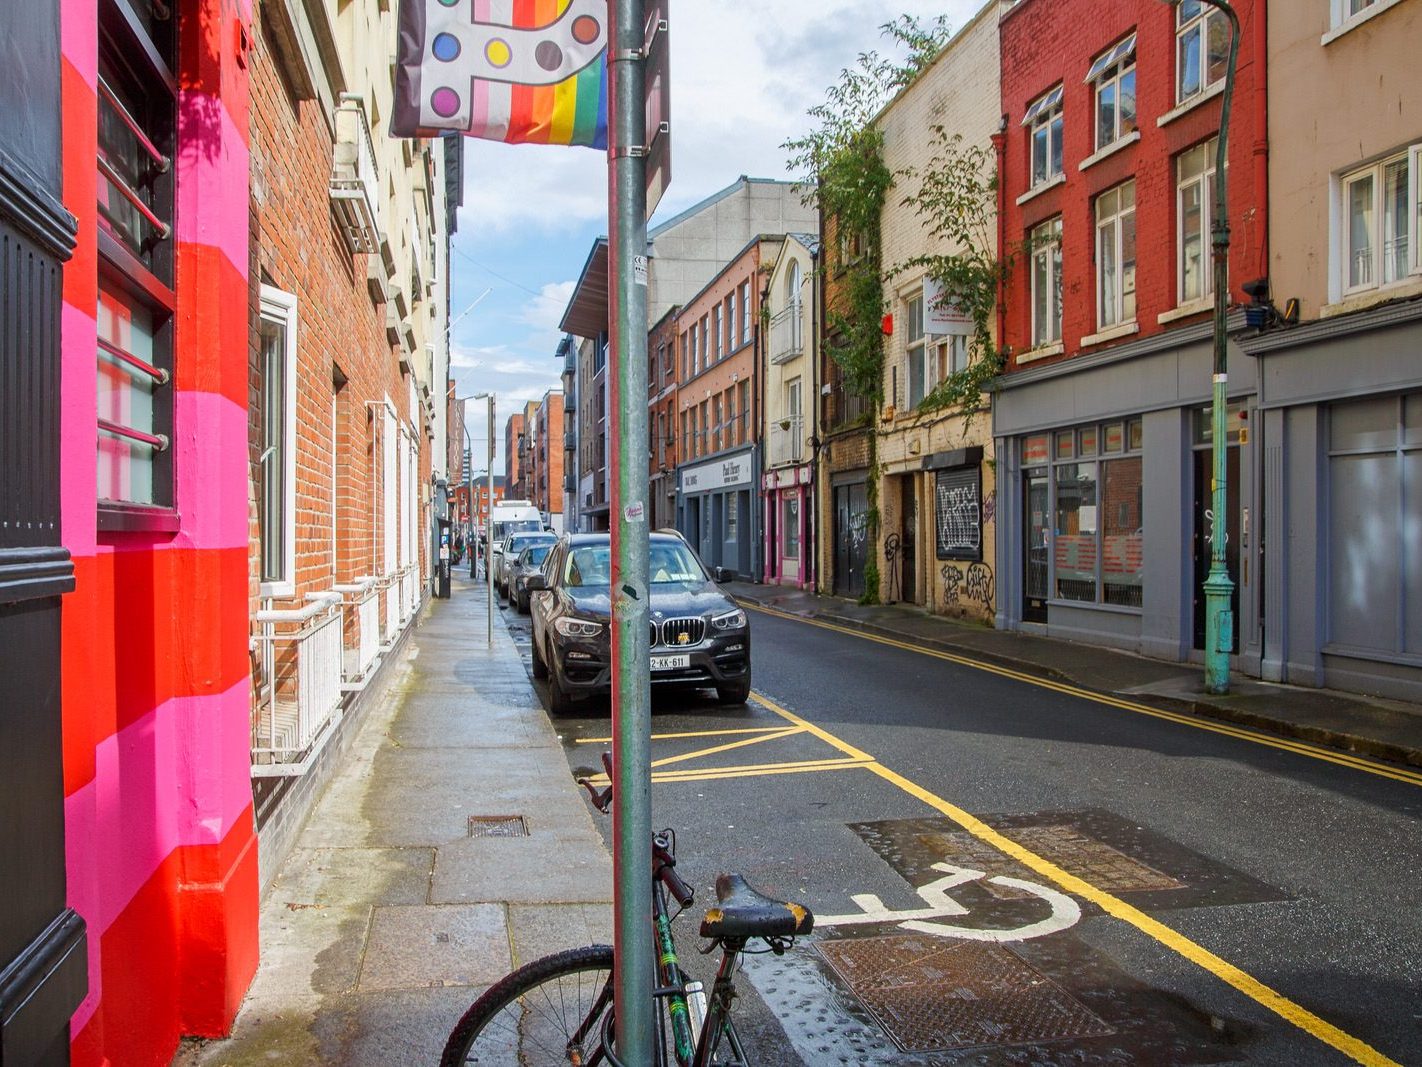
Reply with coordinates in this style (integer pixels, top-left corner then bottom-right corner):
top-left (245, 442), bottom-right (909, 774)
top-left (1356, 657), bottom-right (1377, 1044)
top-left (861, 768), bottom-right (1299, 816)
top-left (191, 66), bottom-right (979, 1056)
top-left (558, 335), bottom-right (580, 530)
top-left (1234, 0), bottom-right (1422, 700)
top-left (531, 391), bottom-right (566, 531)
top-left (505, 410), bottom-right (527, 500)
top-left (649, 307), bottom-right (681, 528)
top-left (991, 0), bottom-right (1265, 666)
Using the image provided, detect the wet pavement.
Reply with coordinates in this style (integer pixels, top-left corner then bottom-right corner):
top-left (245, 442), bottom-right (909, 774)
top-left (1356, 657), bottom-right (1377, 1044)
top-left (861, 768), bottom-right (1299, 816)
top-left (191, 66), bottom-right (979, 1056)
top-left (513, 589), bottom-right (1422, 1065)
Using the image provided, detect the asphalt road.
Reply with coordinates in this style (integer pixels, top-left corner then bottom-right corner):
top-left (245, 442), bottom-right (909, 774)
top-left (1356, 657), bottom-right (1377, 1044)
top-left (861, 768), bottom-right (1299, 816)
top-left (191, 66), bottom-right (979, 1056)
top-left (499, 592), bottom-right (1422, 1066)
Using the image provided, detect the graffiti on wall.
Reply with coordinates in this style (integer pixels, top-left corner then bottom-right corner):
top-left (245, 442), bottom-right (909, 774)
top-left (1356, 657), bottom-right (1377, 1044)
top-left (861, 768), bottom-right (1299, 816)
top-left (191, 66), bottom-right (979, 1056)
top-left (941, 561), bottom-right (995, 611)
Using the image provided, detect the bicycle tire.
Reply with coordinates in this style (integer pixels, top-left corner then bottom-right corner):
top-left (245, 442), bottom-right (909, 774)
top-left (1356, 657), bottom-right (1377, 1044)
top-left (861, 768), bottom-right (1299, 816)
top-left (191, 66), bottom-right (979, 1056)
top-left (441, 944), bottom-right (615, 1067)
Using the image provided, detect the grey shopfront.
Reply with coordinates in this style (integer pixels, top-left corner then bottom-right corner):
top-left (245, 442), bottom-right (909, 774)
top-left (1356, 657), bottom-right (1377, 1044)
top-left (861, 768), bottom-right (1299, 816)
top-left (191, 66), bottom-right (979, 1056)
top-left (678, 446), bottom-right (759, 580)
top-left (1242, 302), bottom-right (1422, 702)
top-left (994, 318), bottom-right (1265, 675)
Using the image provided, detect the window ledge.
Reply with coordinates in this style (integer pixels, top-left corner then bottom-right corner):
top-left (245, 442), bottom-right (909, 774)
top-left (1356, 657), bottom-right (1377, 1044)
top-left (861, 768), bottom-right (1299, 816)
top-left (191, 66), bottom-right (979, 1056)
top-left (1016, 174), bottom-right (1066, 206)
top-left (1080, 321), bottom-right (1140, 347)
top-left (1156, 80), bottom-right (1225, 127)
top-left (1015, 341), bottom-right (1064, 365)
top-left (97, 503), bottom-right (180, 535)
top-left (1078, 130), bottom-right (1140, 172)
top-left (1322, 0), bottom-right (1409, 45)
top-left (1158, 299), bottom-right (1213, 325)
top-left (1323, 276), bottom-right (1422, 318)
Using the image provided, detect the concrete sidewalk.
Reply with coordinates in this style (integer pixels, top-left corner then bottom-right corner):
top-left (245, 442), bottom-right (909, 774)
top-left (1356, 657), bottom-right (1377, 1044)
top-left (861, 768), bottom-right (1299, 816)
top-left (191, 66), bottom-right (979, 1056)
top-left (727, 582), bottom-right (1422, 770)
top-left (180, 577), bottom-right (611, 1065)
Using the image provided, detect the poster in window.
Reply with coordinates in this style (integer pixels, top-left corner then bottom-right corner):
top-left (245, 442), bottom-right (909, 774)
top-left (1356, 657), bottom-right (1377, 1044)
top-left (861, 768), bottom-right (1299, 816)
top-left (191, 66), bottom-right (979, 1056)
top-left (935, 467), bottom-right (982, 560)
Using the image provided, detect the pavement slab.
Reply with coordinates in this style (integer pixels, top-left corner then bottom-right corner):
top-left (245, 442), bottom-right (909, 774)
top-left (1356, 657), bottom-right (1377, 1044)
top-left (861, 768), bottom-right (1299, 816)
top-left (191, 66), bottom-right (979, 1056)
top-left (356, 903), bottom-right (511, 991)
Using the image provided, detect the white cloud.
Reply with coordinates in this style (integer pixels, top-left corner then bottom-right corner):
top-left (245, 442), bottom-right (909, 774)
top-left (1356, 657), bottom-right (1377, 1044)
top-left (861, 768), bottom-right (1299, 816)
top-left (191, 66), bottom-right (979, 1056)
top-left (520, 280), bottom-right (577, 332)
top-left (450, 342), bottom-right (511, 369)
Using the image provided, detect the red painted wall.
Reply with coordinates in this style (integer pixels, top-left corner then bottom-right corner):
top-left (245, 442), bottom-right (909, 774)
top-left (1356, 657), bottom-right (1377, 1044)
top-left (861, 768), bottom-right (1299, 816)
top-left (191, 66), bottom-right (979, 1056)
top-left (999, 0), bottom-right (1267, 370)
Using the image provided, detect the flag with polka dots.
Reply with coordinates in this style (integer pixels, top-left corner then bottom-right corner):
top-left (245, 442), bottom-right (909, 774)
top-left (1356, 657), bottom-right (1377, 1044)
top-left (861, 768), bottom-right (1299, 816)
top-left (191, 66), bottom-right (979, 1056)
top-left (393, 0), bottom-right (608, 148)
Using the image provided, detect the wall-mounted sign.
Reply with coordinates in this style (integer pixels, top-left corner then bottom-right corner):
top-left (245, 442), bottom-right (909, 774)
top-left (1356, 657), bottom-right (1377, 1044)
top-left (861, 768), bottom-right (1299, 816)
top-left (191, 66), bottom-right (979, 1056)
top-left (682, 453), bottom-right (752, 493)
top-left (935, 466), bottom-right (982, 560)
top-left (923, 276), bottom-right (974, 337)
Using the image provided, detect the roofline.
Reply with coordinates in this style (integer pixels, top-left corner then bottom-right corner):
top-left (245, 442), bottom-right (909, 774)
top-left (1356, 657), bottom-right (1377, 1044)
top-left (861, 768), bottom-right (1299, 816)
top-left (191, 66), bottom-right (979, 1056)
top-left (649, 303), bottom-right (680, 334)
top-left (648, 176), bottom-right (807, 241)
top-left (675, 233), bottom-right (788, 313)
top-left (871, 0), bottom-right (1000, 131)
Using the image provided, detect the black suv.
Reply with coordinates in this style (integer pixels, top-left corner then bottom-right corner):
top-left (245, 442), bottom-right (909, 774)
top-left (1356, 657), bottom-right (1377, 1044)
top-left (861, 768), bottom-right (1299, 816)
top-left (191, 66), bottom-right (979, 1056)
top-left (527, 532), bottom-right (751, 713)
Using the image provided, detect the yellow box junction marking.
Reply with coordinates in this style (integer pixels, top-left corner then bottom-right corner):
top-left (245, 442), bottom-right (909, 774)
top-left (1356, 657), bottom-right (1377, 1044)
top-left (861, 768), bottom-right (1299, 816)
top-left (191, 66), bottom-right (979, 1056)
top-left (575, 726), bottom-right (793, 744)
top-left (747, 690), bottom-right (1401, 1067)
top-left (743, 602), bottom-right (1422, 790)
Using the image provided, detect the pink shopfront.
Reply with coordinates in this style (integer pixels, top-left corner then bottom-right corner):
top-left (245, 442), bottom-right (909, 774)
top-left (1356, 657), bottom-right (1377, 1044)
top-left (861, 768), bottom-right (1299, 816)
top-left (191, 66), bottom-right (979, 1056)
top-left (762, 465), bottom-right (813, 589)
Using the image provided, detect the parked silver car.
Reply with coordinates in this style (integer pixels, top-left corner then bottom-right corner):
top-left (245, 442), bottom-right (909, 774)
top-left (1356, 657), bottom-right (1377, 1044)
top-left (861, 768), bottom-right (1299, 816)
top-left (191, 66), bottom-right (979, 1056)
top-left (496, 532), bottom-right (556, 599)
top-left (509, 542), bottom-right (556, 613)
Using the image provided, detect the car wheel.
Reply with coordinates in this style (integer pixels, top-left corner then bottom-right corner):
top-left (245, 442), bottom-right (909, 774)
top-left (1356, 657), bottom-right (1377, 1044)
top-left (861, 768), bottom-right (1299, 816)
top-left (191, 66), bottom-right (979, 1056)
top-left (516, 591), bottom-right (529, 614)
top-left (547, 654), bottom-right (577, 715)
top-left (530, 633), bottom-right (549, 679)
top-left (716, 678), bottom-right (751, 705)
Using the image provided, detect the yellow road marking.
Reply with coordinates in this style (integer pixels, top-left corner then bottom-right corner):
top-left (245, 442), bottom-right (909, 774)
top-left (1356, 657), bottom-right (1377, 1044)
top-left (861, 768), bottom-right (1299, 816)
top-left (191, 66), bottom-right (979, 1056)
top-left (576, 726), bottom-right (792, 744)
top-left (585, 755), bottom-right (873, 787)
top-left (750, 690), bottom-right (1402, 1067)
top-left (744, 602), bottom-right (1422, 789)
top-left (649, 726), bottom-right (805, 770)
top-left (650, 760), bottom-right (872, 784)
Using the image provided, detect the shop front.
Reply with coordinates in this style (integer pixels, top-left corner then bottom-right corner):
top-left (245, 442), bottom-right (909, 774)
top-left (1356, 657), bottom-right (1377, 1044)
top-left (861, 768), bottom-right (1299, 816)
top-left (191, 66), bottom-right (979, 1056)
top-left (994, 324), bottom-right (1262, 674)
top-left (678, 447), bottom-right (759, 580)
top-left (763, 464), bottom-right (813, 588)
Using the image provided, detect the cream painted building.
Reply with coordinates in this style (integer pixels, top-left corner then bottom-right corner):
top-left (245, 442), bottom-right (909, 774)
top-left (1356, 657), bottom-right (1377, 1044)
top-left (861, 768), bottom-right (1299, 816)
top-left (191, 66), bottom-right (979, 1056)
top-left (872, 1), bottom-right (1000, 619)
top-left (762, 234), bottom-right (820, 588)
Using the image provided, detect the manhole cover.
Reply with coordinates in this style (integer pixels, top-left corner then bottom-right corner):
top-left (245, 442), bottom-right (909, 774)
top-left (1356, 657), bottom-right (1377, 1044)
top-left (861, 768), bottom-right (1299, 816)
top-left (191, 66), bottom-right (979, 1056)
top-left (468, 815), bottom-right (529, 838)
top-left (816, 933), bottom-right (1114, 1054)
top-left (917, 825), bottom-right (1184, 898)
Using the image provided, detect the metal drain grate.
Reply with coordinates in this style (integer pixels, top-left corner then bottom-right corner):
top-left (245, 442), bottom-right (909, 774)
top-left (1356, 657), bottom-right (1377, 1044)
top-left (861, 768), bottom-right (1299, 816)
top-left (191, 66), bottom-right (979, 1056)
top-left (467, 815), bottom-right (529, 838)
top-left (817, 933), bottom-right (1114, 1053)
top-left (918, 824), bottom-right (1185, 898)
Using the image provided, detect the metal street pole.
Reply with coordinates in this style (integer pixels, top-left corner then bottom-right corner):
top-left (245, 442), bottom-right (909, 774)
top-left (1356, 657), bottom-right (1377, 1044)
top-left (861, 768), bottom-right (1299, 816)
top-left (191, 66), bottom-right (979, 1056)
top-left (607, 0), bottom-right (653, 1060)
top-left (486, 393), bottom-right (496, 650)
top-left (1196, 0), bottom-right (1240, 695)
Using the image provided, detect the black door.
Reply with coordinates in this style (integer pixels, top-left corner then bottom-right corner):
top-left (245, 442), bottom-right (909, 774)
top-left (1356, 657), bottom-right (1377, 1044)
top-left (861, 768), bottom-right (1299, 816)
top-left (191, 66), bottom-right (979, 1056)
top-left (0, 3), bottom-right (88, 1062)
top-left (1192, 446), bottom-right (1241, 652)
top-left (833, 481), bottom-right (868, 598)
top-left (900, 478), bottom-right (918, 604)
top-left (1023, 468), bottom-right (1049, 623)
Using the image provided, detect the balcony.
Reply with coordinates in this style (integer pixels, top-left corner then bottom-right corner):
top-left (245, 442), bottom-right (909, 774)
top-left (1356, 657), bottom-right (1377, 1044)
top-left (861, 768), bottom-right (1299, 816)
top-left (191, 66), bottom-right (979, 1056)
top-left (330, 95), bottom-right (383, 255)
top-left (768, 305), bottom-right (804, 365)
top-left (252, 592), bottom-right (344, 776)
top-left (768, 416), bottom-right (805, 468)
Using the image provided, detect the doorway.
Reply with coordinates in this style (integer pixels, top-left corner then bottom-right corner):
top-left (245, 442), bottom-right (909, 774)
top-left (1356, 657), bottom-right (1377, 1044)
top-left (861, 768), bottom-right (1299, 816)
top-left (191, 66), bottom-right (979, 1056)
top-left (1023, 467), bottom-right (1049, 623)
top-left (900, 477), bottom-right (918, 604)
top-left (833, 481), bottom-right (868, 599)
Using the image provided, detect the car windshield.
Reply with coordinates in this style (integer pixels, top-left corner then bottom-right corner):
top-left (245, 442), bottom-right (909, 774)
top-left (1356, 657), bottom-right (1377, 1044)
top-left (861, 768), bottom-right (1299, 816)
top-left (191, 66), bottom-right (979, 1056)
top-left (563, 541), bottom-right (704, 588)
top-left (494, 520), bottom-right (541, 542)
top-left (508, 534), bottom-right (551, 555)
top-left (519, 544), bottom-right (552, 567)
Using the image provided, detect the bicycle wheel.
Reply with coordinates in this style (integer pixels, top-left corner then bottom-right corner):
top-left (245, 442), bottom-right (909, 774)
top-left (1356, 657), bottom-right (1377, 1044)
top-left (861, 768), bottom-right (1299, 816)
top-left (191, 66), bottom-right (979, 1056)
top-left (441, 945), bottom-right (615, 1067)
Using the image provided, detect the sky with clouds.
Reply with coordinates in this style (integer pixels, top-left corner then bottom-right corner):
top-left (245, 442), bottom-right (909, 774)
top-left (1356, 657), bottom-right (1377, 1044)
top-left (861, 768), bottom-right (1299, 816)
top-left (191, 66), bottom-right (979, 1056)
top-left (448, 0), bottom-right (984, 473)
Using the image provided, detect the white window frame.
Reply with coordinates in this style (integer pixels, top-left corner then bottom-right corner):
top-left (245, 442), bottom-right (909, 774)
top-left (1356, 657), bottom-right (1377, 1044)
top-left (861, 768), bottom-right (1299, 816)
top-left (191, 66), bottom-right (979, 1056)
top-left (1096, 180), bottom-right (1137, 329)
top-left (1339, 145), bottom-right (1420, 297)
top-left (1022, 84), bottom-right (1064, 188)
top-left (741, 280), bottom-right (752, 343)
top-left (1087, 35), bottom-right (1137, 152)
top-left (712, 304), bottom-right (722, 360)
top-left (1176, 138), bottom-right (1217, 306)
top-left (1175, 1), bottom-right (1229, 105)
top-left (383, 401), bottom-right (398, 576)
top-left (258, 286), bottom-right (298, 597)
top-left (1030, 217), bottom-right (1063, 348)
top-left (905, 293), bottom-right (927, 407)
top-left (727, 291), bottom-right (737, 350)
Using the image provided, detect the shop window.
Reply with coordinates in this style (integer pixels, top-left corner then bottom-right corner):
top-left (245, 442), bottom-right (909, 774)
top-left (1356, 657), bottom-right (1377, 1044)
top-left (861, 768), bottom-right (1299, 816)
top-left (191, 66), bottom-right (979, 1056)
top-left (1087, 33), bottom-right (1137, 151)
top-left (726, 493), bottom-right (738, 542)
top-left (1096, 181), bottom-right (1137, 329)
top-left (96, 0), bottom-right (176, 524)
top-left (1022, 84), bottom-right (1064, 187)
top-left (1175, 1), bottom-right (1229, 104)
top-left (783, 496), bottom-right (801, 557)
top-left (1030, 217), bottom-right (1063, 348)
top-left (258, 288), bottom-right (298, 593)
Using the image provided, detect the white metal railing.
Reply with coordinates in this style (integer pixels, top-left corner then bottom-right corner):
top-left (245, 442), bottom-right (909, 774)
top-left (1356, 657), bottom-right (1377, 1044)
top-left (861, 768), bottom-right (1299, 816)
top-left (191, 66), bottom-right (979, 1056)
top-left (383, 575), bottom-right (401, 645)
top-left (401, 567), bottom-right (417, 621)
top-left (252, 592), bottom-right (344, 776)
top-left (334, 577), bottom-right (381, 690)
top-left (768, 417), bottom-right (804, 468)
top-left (769, 304), bottom-right (803, 365)
top-left (330, 94), bottom-right (382, 254)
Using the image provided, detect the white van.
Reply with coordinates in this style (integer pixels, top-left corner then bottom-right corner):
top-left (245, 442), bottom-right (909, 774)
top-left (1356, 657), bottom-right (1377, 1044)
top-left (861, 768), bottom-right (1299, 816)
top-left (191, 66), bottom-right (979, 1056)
top-left (488, 500), bottom-right (544, 580)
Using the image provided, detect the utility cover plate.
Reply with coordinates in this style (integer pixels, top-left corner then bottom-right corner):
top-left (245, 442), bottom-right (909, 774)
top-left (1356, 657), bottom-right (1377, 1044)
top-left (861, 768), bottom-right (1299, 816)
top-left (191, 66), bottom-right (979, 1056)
top-left (467, 815), bottom-right (529, 838)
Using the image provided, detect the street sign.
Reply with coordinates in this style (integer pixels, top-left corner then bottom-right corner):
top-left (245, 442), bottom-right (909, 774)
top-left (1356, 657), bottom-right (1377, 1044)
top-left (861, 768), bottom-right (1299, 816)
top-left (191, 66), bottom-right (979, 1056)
top-left (644, 0), bottom-right (671, 217)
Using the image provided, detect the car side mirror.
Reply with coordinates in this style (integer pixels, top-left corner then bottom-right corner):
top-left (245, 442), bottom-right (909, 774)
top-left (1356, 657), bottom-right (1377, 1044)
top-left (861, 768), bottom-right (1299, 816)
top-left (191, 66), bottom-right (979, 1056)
top-left (525, 574), bottom-right (547, 592)
top-left (714, 567), bottom-right (729, 583)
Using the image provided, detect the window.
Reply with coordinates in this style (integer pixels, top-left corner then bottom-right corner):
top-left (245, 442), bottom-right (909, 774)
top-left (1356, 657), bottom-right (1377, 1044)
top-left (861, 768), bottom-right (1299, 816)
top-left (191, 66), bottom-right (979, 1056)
top-left (1023, 84), bottom-right (1064, 187)
top-left (1177, 139), bottom-right (1218, 305)
top-left (1096, 181), bottom-right (1137, 328)
top-left (96, 0), bottom-right (177, 520)
top-left (681, 410), bottom-right (690, 458)
top-left (712, 305), bottom-right (722, 360)
top-left (741, 281), bottom-right (752, 343)
top-left (738, 382), bottom-right (750, 444)
top-left (783, 496), bottom-right (801, 557)
top-left (1025, 419), bottom-right (1145, 608)
top-left (727, 291), bottom-right (737, 350)
top-left (713, 394), bottom-right (723, 452)
top-left (1175, 1), bottom-right (1229, 104)
top-left (1087, 34), bottom-right (1137, 150)
top-left (258, 288), bottom-right (298, 592)
top-left (905, 293), bottom-right (927, 407)
top-left (1030, 217), bottom-right (1063, 348)
top-left (935, 335), bottom-right (970, 382)
top-left (699, 318), bottom-right (708, 369)
top-left (1341, 145), bottom-right (1420, 294)
top-left (726, 493), bottom-right (739, 542)
top-left (699, 401), bottom-right (709, 454)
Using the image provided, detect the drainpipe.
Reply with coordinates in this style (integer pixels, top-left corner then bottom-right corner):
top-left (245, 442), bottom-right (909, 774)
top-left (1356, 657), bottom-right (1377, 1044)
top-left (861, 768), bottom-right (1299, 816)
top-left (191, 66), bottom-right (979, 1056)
top-left (1251, 0), bottom-right (1269, 280)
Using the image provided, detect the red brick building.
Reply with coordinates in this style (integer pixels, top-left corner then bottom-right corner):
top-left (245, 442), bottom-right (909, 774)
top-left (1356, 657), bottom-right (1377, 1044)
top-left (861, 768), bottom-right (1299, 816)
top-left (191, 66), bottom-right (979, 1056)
top-left (531, 391), bottom-right (566, 529)
top-left (504, 411), bottom-right (527, 500)
top-left (992, 0), bottom-right (1267, 667)
top-left (648, 307), bottom-right (680, 528)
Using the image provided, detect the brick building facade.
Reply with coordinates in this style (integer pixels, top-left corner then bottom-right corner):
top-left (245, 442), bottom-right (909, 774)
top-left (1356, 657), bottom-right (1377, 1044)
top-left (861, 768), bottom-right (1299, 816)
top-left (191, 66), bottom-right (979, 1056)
top-left (504, 410), bottom-right (527, 500)
top-left (531, 391), bottom-right (565, 529)
top-left (648, 307), bottom-right (680, 529)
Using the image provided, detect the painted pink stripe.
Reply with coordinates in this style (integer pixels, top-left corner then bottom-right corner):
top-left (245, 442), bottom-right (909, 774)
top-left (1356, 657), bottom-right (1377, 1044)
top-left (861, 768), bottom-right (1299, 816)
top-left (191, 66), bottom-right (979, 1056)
top-left (61, 0), bottom-right (98, 91)
top-left (169, 391), bottom-right (250, 551)
top-left (176, 94), bottom-right (250, 280)
top-left (60, 303), bottom-right (99, 559)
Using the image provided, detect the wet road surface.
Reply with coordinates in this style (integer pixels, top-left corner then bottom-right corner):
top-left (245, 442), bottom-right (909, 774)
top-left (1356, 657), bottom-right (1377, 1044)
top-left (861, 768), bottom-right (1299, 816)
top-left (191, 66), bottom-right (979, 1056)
top-left (498, 590), bottom-right (1422, 1065)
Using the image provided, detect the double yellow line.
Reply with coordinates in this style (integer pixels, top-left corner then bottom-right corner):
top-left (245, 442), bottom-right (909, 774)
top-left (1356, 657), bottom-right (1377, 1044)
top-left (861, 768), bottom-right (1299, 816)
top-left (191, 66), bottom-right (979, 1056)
top-left (745, 690), bottom-right (1401, 1067)
top-left (744, 602), bottom-right (1422, 789)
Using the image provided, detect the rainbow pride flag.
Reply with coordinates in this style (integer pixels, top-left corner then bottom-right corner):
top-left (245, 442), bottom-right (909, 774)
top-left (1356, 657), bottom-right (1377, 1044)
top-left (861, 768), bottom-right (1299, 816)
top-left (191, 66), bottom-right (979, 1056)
top-left (393, 0), bottom-right (608, 148)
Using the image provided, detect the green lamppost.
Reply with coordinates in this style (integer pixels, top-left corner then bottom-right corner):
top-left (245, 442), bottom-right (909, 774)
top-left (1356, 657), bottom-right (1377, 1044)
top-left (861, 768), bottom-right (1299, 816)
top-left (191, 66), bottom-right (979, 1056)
top-left (1166, 0), bottom-right (1240, 693)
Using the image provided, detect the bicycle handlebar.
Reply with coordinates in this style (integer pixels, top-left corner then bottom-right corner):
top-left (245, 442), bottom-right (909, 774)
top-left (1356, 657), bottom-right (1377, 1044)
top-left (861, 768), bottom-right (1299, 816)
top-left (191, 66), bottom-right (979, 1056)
top-left (578, 752), bottom-right (695, 908)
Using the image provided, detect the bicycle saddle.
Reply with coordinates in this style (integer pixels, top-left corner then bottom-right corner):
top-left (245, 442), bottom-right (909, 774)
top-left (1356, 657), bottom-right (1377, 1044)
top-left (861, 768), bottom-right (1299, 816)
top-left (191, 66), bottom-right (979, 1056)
top-left (699, 874), bottom-right (814, 940)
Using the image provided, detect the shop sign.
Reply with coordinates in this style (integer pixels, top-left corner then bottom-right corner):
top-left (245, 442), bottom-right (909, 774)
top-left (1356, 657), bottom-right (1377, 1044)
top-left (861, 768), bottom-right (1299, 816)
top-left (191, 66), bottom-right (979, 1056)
top-left (923, 276), bottom-right (974, 337)
top-left (935, 467), bottom-right (982, 560)
top-left (683, 454), bottom-right (752, 493)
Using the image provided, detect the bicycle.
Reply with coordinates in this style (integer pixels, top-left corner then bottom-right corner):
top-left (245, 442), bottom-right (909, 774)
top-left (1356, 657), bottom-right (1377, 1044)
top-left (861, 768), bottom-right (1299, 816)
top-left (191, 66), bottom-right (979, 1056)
top-left (440, 753), bottom-right (814, 1066)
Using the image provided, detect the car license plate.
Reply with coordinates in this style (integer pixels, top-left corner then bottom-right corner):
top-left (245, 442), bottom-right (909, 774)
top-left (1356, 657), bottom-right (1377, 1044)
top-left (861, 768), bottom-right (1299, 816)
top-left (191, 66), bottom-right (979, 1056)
top-left (651, 653), bottom-right (690, 671)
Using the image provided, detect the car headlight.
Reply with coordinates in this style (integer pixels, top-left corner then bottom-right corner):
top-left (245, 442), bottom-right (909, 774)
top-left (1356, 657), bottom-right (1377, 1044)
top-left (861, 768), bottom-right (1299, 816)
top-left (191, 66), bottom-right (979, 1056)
top-left (555, 617), bottom-right (604, 638)
top-left (711, 608), bottom-right (747, 630)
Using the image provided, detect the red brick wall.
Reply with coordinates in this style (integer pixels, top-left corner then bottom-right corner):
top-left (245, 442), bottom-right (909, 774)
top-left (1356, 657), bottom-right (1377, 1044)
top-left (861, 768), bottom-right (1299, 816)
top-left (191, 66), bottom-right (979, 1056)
top-left (504, 413), bottom-right (525, 498)
top-left (999, 0), bottom-right (1266, 370)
